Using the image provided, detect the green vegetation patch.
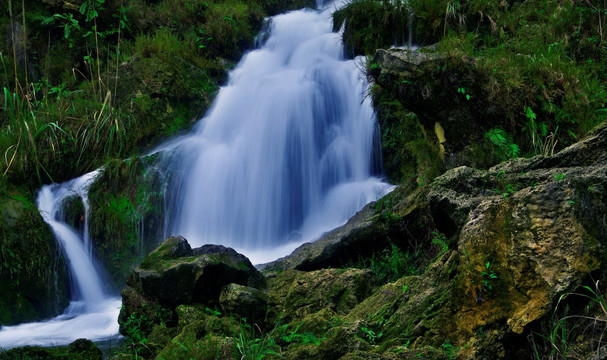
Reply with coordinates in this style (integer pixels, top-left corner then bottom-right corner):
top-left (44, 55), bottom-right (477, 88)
top-left (0, 194), bottom-right (69, 325)
top-left (87, 156), bottom-right (166, 286)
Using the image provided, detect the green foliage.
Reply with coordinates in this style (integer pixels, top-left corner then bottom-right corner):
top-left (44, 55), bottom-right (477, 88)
top-left (0, 0), bottom-right (273, 189)
top-left (440, 339), bottom-right (458, 359)
top-left (484, 128), bottom-right (520, 161)
top-left (273, 322), bottom-right (323, 346)
top-left (431, 231), bottom-right (449, 254)
top-left (353, 242), bottom-right (419, 283)
top-left (234, 319), bottom-right (280, 360)
top-left (529, 281), bottom-right (607, 359)
top-left (361, 326), bottom-right (383, 344)
top-left (480, 262), bottom-right (498, 291)
top-left (553, 173), bottom-right (567, 181)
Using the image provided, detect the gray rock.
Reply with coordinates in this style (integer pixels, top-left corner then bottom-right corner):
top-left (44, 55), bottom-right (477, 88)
top-left (372, 47), bottom-right (443, 76)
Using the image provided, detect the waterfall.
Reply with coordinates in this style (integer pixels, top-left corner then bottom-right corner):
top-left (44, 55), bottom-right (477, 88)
top-left (0, 0), bottom-right (390, 348)
top-left (159, 5), bottom-right (391, 263)
top-left (0, 171), bottom-right (121, 348)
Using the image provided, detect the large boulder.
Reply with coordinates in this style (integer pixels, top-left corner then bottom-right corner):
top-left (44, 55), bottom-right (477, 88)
top-left (127, 236), bottom-right (267, 307)
top-left (119, 236), bottom-right (267, 340)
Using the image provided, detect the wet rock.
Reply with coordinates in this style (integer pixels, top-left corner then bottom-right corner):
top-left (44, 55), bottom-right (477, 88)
top-left (0, 195), bottom-right (69, 326)
top-left (260, 204), bottom-right (379, 273)
top-left (261, 186), bottom-right (429, 275)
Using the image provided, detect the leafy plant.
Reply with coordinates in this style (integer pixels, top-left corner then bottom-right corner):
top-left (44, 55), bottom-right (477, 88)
top-left (441, 339), bottom-right (459, 359)
top-left (485, 127), bottom-right (520, 161)
top-left (234, 319), bottom-right (280, 360)
top-left (431, 231), bottom-right (449, 254)
top-left (354, 242), bottom-right (420, 283)
top-left (553, 173), bottom-right (567, 181)
top-left (480, 261), bottom-right (498, 291)
top-left (361, 326), bottom-right (383, 344)
top-left (523, 107), bottom-right (559, 157)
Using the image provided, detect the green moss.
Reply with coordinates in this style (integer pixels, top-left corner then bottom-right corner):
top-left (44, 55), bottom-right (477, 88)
top-left (88, 156), bottom-right (166, 286)
top-left (0, 190), bottom-right (69, 325)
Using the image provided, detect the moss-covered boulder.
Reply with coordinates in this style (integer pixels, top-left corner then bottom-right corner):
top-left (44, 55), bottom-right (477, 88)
top-left (119, 236), bottom-right (268, 343)
top-left (0, 194), bottom-right (69, 325)
top-left (267, 268), bottom-right (378, 324)
top-left (127, 237), bottom-right (266, 307)
top-left (219, 283), bottom-right (268, 323)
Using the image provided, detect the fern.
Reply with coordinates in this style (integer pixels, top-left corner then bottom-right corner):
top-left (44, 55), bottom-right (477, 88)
top-left (485, 127), bottom-right (520, 161)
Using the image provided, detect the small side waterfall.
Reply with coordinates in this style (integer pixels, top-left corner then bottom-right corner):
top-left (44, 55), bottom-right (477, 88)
top-left (0, 171), bottom-right (121, 348)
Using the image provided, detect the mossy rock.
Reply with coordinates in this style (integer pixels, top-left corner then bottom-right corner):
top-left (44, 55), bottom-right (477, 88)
top-left (88, 156), bottom-right (167, 286)
top-left (267, 268), bottom-right (378, 325)
top-left (333, 0), bottom-right (411, 57)
top-left (60, 195), bottom-right (85, 231)
top-left (126, 238), bottom-right (266, 310)
top-left (219, 283), bottom-right (268, 323)
top-left (0, 194), bottom-right (69, 325)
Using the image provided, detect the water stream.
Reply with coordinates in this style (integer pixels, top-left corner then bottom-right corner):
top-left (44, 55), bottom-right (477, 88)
top-left (0, 171), bottom-right (121, 348)
top-left (0, 0), bottom-right (390, 348)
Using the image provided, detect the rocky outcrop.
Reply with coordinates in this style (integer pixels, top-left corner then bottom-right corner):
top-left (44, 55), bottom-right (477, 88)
top-left (261, 186), bottom-right (429, 275)
top-left (260, 204), bottom-right (380, 273)
top-left (259, 122), bottom-right (607, 359)
top-left (267, 268), bottom-right (378, 324)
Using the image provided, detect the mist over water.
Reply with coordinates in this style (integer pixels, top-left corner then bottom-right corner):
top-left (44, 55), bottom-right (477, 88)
top-left (160, 6), bottom-right (391, 263)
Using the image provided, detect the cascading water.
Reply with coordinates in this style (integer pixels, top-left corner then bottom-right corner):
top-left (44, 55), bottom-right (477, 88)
top-left (0, 171), bottom-right (121, 348)
top-left (160, 4), bottom-right (391, 263)
top-left (0, 0), bottom-right (391, 348)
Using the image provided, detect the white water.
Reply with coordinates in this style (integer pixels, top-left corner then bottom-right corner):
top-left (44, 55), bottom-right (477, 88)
top-left (0, 171), bottom-right (121, 348)
top-left (160, 4), bottom-right (391, 264)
